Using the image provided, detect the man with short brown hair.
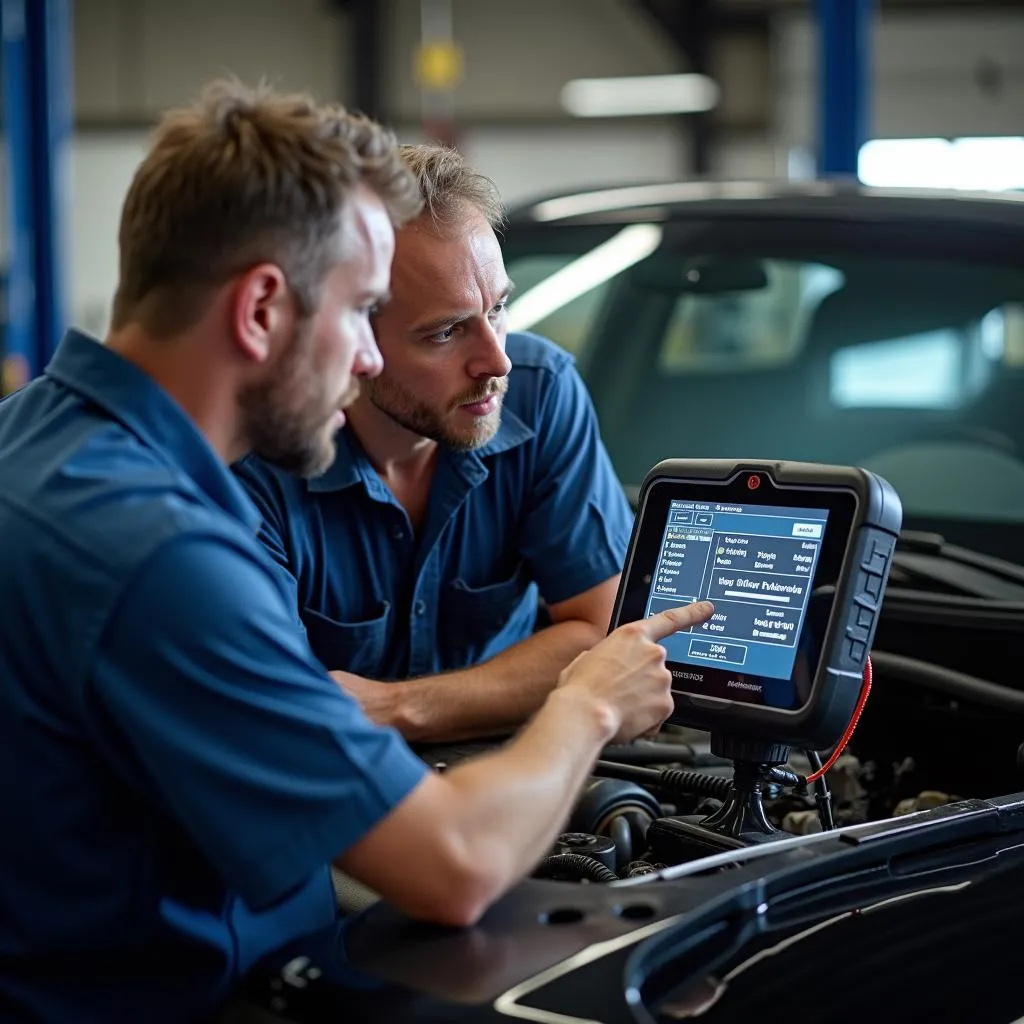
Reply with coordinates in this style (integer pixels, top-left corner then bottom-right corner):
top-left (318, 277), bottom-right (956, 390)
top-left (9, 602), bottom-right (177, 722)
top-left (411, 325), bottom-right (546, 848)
top-left (237, 144), bottom-right (637, 744)
top-left (0, 81), bottom-right (710, 1022)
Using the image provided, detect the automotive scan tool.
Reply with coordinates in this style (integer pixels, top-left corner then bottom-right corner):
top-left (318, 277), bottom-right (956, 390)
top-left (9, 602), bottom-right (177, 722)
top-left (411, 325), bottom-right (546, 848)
top-left (610, 458), bottom-right (903, 856)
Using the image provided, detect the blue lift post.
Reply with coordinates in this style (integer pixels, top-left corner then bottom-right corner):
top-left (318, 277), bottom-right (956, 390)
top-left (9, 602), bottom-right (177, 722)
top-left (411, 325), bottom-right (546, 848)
top-left (1, 0), bottom-right (73, 391)
top-left (816, 0), bottom-right (873, 178)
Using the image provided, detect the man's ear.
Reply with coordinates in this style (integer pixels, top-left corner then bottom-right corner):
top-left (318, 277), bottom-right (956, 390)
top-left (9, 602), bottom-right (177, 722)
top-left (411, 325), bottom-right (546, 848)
top-left (230, 263), bottom-right (292, 365)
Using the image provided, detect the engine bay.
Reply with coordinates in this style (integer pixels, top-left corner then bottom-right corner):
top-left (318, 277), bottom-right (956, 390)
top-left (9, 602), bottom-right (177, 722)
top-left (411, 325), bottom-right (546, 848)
top-left (528, 723), bottom-right (979, 885)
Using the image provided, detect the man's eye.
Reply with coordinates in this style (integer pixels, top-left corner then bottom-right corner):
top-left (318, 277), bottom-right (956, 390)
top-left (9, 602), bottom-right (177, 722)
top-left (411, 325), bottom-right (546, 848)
top-left (429, 326), bottom-right (456, 344)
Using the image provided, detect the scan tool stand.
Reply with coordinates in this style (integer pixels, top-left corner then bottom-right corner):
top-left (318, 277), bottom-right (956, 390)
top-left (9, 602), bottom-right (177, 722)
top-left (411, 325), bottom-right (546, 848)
top-left (646, 735), bottom-right (792, 862)
top-left (697, 735), bottom-right (789, 842)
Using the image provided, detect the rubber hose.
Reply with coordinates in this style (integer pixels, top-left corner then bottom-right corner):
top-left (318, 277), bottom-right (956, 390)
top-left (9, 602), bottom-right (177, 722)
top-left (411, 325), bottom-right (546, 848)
top-left (659, 768), bottom-right (733, 801)
top-left (608, 812), bottom-right (633, 868)
top-left (870, 650), bottom-right (1024, 715)
top-left (534, 853), bottom-right (619, 884)
top-left (601, 742), bottom-right (696, 765)
top-left (593, 760), bottom-right (664, 786)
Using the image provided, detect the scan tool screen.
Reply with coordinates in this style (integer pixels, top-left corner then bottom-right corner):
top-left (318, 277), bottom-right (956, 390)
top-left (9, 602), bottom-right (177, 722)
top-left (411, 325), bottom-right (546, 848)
top-left (644, 500), bottom-right (827, 700)
top-left (615, 471), bottom-right (861, 715)
top-left (612, 460), bottom-right (902, 747)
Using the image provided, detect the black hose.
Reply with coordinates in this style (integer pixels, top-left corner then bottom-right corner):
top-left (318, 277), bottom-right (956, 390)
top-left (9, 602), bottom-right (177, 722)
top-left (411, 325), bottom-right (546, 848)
top-left (594, 760), bottom-right (666, 786)
top-left (870, 650), bottom-right (1024, 715)
top-left (534, 853), bottom-right (618, 883)
top-left (600, 742), bottom-right (696, 765)
top-left (659, 768), bottom-right (733, 801)
top-left (593, 760), bottom-right (733, 800)
top-left (608, 812), bottom-right (633, 868)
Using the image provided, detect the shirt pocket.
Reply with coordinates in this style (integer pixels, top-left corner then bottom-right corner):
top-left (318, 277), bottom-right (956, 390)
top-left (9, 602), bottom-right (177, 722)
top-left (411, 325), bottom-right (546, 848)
top-left (441, 563), bottom-right (537, 668)
top-left (300, 602), bottom-right (391, 677)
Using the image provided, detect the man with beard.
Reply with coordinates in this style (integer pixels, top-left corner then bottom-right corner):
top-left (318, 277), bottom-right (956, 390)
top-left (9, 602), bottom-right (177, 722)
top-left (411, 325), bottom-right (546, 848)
top-left (235, 145), bottom-right (635, 745)
top-left (0, 80), bottom-right (712, 1023)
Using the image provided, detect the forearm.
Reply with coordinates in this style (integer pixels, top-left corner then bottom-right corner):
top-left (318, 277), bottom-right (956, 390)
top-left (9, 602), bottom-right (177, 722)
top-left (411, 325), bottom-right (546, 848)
top-left (336, 683), bottom-right (615, 927)
top-left (392, 618), bottom-right (604, 743)
top-left (336, 602), bottom-right (704, 927)
top-left (441, 686), bottom-right (617, 897)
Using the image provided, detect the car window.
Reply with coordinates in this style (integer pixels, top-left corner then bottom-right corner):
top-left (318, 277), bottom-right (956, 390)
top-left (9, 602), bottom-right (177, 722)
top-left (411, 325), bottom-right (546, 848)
top-left (659, 261), bottom-right (844, 372)
top-left (501, 225), bottom-right (1024, 544)
top-left (504, 254), bottom-right (610, 357)
top-left (1002, 303), bottom-right (1024, 365)
top-left (830, 327), bottom-right (970, 409)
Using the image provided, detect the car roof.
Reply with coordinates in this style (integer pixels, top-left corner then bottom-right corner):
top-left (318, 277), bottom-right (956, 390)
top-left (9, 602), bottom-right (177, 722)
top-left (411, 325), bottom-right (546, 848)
top-left (506, 180), bottom-right (1024, 233)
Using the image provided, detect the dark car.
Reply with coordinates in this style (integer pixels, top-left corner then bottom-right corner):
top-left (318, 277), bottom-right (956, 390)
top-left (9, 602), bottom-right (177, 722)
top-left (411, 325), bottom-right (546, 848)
top-left (245, 184), bottom-right (1024, 1023)
top-left (502, 182), bottom-right (1024, 565)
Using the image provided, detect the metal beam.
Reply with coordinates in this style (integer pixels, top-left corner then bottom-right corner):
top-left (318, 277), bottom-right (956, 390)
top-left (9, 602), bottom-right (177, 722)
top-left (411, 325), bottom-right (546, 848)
top-left (348, 0), bottom-right (384, 120)
top-left (1, 0), bottom-right (72, 388)
top-left (816, 0), bottom-right (874, 177)
top-left (635, 0), bottom-right (717, 176)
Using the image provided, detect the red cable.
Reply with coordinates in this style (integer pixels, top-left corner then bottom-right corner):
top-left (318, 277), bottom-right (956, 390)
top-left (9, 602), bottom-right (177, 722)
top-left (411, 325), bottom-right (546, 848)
top-left (805, 655), bottom-right (873, 783)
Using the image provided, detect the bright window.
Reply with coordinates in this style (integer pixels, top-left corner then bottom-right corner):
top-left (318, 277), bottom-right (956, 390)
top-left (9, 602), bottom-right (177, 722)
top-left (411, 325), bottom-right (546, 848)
top-left (858, 137), bottom-right (1024, 192)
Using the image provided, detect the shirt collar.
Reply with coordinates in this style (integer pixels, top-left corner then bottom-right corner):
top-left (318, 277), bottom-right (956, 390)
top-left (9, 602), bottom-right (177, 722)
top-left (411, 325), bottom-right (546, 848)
top-left (307, 403), bottom-right (535, 494)
top-left (44, 330), bottom-right (262, 532)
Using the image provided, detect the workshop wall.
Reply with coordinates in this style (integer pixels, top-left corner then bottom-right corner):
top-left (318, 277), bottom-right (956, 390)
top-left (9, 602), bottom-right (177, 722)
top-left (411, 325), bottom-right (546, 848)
top-left (57, 0), bottom-right (1024, 337)
top-left (65, 0), bottom-right (775, 334)
top-left (774, 9), bottom-right (1024, 145)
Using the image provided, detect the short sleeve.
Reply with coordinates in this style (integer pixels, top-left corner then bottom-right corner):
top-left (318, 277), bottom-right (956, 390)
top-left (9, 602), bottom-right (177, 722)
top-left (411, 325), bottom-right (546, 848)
top-left (519, 364), bottom-right (634, 605)
top-left (232, 459), bottom-right (305, 617)
top-left (90, 533), bottom-right (428, 909)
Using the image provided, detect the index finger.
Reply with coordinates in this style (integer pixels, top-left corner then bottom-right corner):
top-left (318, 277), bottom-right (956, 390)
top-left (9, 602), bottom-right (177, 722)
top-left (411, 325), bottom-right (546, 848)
top-left (640, 601), bottom-right (715, 641)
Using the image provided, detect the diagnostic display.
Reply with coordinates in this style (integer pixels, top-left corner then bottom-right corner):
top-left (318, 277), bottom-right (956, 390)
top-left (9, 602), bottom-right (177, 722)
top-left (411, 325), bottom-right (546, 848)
top-left (644, 500), bottom-right (828, 700)
top-left (612, 460), bottom-right (902, 748)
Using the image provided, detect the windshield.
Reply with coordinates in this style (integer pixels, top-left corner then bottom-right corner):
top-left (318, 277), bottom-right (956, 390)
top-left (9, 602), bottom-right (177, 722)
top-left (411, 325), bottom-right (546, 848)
top-left (503, 220), bottom-right (1024, 558)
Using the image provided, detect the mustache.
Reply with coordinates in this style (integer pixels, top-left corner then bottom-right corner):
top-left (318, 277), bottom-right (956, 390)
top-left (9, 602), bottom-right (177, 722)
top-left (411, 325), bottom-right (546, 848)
top-left (338, 381), bottom-right (361, 409)
top-left (452, 377), bottom-right (508, 408)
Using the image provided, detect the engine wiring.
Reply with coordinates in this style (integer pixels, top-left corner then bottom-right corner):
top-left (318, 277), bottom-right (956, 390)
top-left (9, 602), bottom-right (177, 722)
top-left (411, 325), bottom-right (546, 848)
top-left (806, 656), bottom-right (873, 784)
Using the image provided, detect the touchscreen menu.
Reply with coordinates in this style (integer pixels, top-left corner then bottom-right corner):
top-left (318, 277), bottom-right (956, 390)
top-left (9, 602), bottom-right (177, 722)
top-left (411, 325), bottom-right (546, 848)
top-left (644, 499), bottom-right (828, 683)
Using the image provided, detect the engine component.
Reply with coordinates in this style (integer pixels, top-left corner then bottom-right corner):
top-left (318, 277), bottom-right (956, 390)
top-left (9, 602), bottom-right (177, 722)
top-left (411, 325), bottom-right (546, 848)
top-left (569, 778), bottom-right (663, 835)
top-left (646, 815), bottom-right (747, 864)
top-left (782, 808), bottom-right (822, 835)
top-left (551, 833), bottom-right (617, 873)
top-left (624, 860), bottom-right (665, 878)
top-left (594, 760), bottom-right (734, 802)
top-left (893, 790), bottom-right (960, 816)
top-left (533, 853), bottom-right (618, 884)
top-left (569, 778), bottom-right (663, 871)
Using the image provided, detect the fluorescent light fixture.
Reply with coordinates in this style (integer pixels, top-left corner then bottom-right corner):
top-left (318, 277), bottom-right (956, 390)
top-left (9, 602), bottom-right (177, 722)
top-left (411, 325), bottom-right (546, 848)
top-left (859, 137), bottom-right (1024, 191)
top-left (506, 223), bottom-right (663, 332)
top-left (561, 73), bottom-right (720, 118)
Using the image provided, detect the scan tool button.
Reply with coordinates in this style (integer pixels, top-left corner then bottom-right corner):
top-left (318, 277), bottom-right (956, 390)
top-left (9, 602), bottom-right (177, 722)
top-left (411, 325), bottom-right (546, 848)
top-left (861, 533), bottom-right (893, 576)
top-left (856, 605), bottom-right (874, 629)
top-left (688, 638), bottom-right (747, 667)
top-left (849, 639), bottom-right (867, 664)
top-left (864, 573), bottom-right (884, 601)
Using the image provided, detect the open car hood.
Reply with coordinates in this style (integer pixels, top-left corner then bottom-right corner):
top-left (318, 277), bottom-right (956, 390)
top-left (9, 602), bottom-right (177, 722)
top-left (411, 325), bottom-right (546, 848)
top-left (250, 792), bottom-right (1024, 1022)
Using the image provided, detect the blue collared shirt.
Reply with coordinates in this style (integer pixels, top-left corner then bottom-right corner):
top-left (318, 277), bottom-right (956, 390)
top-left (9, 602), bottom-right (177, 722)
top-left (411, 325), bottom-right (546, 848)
top-left (0, 330), bottom-right (427, 1022)
top-left (234, 333), bottom-right (634, 680)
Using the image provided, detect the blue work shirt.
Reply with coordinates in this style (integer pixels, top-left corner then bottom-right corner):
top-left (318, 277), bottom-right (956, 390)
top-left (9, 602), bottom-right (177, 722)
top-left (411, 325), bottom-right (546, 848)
top-left (234, 333), bottom-right (634, 680)
top-left (0, 330), bottom-right (428, 1023)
